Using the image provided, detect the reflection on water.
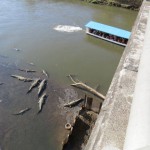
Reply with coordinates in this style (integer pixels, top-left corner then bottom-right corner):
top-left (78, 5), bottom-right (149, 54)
top-left (0, 0), bottom-right (137, 149)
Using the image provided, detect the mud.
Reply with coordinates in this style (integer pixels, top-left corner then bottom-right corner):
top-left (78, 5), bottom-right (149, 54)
top-left (62, 108), bottom-right (98, 150)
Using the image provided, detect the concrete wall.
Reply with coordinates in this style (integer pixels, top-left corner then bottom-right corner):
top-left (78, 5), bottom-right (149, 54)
top-left (124, 10), bottom-right (150, 150)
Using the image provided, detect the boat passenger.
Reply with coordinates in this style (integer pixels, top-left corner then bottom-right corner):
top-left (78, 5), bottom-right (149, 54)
top-left (99, 31), bottom-right (102, 36)
top-left (89, 29), bottom-right (93, 33)
top-left (97, 31), bottom-right (100, 35)
top-left (104, 34), bottom-right (107, 38)
top-left (100, 32), bottom-right (104, 36)
top-left (93, 30), bottom-right (98, 35)
top-left (122, 38), bottom-right (125, 44)
top-left (98, 31), bottom-right (102, 36)
top-left (110, 35), bottom-right (113, 40)
top-left (106, 35), bottom-right (110, 39)
top-left (125, 39), bottom-right (128, 44)
top-left (117, 37), bottom-right (121, 43)
top-left (113, 36), bottom-right (117, 41)
top-left (102, 33), bottom-right (104, 37)
top-left (92, 30), bottom-right (96, 34)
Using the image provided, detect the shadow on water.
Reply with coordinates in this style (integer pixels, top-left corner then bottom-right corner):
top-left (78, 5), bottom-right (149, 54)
top-left (85, 35), bottom-right (124, 54)
top-left (0, 56), bottom-right (81, 150)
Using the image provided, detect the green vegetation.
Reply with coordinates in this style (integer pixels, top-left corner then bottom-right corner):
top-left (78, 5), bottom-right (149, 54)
top-left (83, 0), bottom-right (143, 10)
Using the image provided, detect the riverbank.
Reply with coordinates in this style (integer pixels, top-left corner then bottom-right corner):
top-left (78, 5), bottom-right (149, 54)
top-left (81, 0), bottom-right (143, 10)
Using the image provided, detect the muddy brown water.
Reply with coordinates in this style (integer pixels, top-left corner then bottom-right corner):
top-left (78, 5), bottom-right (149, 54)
top-left (0, 0), bottom-right (137, 149)
top-left (0, 56), bottom-right (80, 150)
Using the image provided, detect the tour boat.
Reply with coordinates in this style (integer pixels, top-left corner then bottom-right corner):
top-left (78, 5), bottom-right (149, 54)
top-left (85, 21), bottom-right (131, 47)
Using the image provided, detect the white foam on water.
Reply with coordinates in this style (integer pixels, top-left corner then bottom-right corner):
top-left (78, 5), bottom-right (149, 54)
top-left (53, 25), bottom-right (82, 33)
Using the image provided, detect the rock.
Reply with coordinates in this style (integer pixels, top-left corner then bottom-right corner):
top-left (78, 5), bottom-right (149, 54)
top-left (109, 1), bottom-right (121, 7)
top-left (121, 4), bottom-right (133, 9)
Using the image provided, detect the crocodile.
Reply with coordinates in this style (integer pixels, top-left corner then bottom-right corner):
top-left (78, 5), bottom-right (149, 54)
top-left (38, 79), bottom-right (47, 97)
top-left (12, 108), bottom-right (31, 115)
top-left (18, 69), bottom-right (36, 73)
top-left (64, 98), bottom-right (84, 107)
top-left (11, 75), bottom-right (33, 82)
top-left (38, 93), bottom-right (48, 113)
top-left (42, 69), bottom-right (49, 77)
top-left (27, 78), bottom-right (41, 93)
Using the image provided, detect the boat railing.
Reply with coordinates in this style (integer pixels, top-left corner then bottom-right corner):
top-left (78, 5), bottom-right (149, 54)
top-left (87, 28), bottom-right (127, 47)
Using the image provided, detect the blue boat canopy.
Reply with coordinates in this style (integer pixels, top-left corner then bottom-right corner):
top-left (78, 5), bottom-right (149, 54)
top-left (85, 21), bottom-right (131, 39)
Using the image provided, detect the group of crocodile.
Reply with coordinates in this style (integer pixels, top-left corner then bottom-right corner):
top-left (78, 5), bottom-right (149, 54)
top-left (11, 69), bottom-right (48, 115)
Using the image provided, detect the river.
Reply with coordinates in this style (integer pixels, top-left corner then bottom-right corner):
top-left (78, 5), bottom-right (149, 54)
top-left (0, 0), bottom-right (137, 150)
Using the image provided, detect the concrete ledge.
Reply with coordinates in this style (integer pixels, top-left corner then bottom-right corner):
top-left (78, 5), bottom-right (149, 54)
top-left (124, 9), bottom-right (150, 150)
top-left (85, 1), bottom-right (150, 150)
